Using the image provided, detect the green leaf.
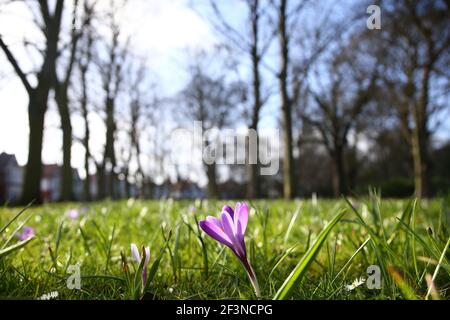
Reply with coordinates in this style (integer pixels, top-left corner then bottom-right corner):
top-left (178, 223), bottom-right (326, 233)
top-left (1, 214), bottom-right (33, 249)
top-left (388, 266), bottom-right (418, 300)
top-left (274, 210), bottom-right (345, 300)
top-left (55, 220), bottom-right (65, 257)
top-left (284, 204), bottom-right (301, 246)
top-left (0, 202), bottom-right (34, 235)
top-left (269, 244), bottom-right (299, 279)
top-left (0, 236), bottom-right (35, 259)
top-left (331, 237), bottom-right (371, 286)
top-left (142, 247), bottom-right (165, 295)
top-left (425, 235), bottom-right (450, 300)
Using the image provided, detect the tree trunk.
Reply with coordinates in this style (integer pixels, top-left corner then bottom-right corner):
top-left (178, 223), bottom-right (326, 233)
top-left (17, 1), bottom-right (64, 204)
top-left (108, 169), bottom-right (117, 199)
top-left (348, 138), bottom-right (358, 191)
top-left (206, 163), bottom-right (219, 198)
top-left (96, 162), bottom-right (105, 200)
top-left (82, 97), bottom-right (91, 201)
top-left (55, 89), bottom-right (73, 201)
top-left (246, 131), bottom-right (259, 199)
top-left (411, 115), bottom-right (430, 199)
top-left (278, 0), bottom-right (295, 200)
top-left (246, 158), bottom-right (260, 198)
top-left (80, 37), bottom-right (93, 201)
top-left (124, 170), bottom-right (131, 198)
top-left (104, 98), bottom-right (117, 199)
top-left (61, 110), bottom-right (73, 201)
top-left (412, 61), bottom-right (432, 198)
top-left (246, 0), bottom-right (261, 199)
top-left (135, 139), bottom-right (145, 198)
top-left (331, 146), bottom-right (346, 197)
top-left (21, 94), bottom-right (46, 204)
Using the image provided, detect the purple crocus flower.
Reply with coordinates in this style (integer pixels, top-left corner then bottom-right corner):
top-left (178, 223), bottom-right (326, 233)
top-left (66, 209), bottom-right (80, 220)
top-left (199, 202), bottom-right (260, 297)
top-left (16, 226), bottom-right (35, 241)
top-left (131, 243), bottom-right (150, 289)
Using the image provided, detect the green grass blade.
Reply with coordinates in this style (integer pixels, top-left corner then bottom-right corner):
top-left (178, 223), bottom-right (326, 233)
top-left (273, 210), bottom-right (345, 300)
top-left (283, 204), bottom-right (301, 246)
top-left (269, 244), bottom-right (299, 279)
top-left (388, 266), bottom-right (418, 300)
top-left (55, 220), bottom-right (64, 257)
top-left (331, 237), bottom-right (370, 286)
top-left (0, 236), bottom-right (35, 259)
top-left (397, 218), bottom-right (439, 260)
top-left (1, 214), bottom-right (33, 249)
top-left (104, 224), bottom-right (116, 273)
top-left (0, 202), bottom-right (34, 235)
top-left (411, 199), bottom-right (419, 280)
top-left (387, 199), bottom-right (415, 245)
top-left (425, 235), bottom-right (450, 300)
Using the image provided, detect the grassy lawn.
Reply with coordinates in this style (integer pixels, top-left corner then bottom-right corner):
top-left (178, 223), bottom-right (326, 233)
top-left (0, 195), bottom-right (449, 300)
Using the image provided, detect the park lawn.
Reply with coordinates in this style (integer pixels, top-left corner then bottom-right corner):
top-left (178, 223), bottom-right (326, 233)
top-left (0, 195), bottom-right (449, 300)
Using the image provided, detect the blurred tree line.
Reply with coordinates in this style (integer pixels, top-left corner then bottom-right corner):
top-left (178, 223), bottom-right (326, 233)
top-left (0, 0), bottom-right (449, 204)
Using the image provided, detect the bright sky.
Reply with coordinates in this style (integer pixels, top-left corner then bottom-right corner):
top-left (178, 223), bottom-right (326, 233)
top-left (0, 0), bottom-right (218, 169)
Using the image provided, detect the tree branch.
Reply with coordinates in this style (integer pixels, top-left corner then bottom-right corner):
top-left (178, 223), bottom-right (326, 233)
top-left (0, 36), bottom-right (33, 94)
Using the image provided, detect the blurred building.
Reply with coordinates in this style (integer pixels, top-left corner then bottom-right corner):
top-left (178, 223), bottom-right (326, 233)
top-left (0, 154), bottom-right (84, 204)
top-left (41, 165), bottom-right (83, 202)
top-left (153, 179), bottom-right (205, 199)
top-left (0, 152), bottom-right (23, 203)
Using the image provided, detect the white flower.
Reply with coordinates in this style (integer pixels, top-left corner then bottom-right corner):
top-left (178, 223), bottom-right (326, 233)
top-left (361, 204), bottom-right (369, 220)
top-left (127, 198), bottom-right (135, 208)
top-left (311, 193), bottom-right (318, 207)
top-left (139, 207), bottom-right (148, 218)
top-left (131, 243), bottom-right (150, 288)
top-left (346, 277), bottom-right (366, 292)
top-left (38, 291), bottom-right (59, 300)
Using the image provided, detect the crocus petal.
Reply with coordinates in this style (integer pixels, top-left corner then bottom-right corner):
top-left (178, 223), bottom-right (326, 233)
top-left (24, 227), bottom-right (34, 235)
top-left (18, 227), bottom-right (34, 241)
top-left (206, 216), bottom-right (222, 229)
top-left (67, 209), bottom-right (79, 219)
top-left (142, 268), bottom-right (148, 286)
top-left (221, 211), bottom-right (246, 258)
top-left (130, 243), bottom-right (141, 263)
top-left (144, 247), bottom-right (150, 267)
top-left (234, 202), bottom-right (248, 239)
top-left (221, 211), bottom-right (236, 237)
top-left (222, 205), bottom-right (234, 219)
top-left (199, 220), bottom-right (233, 247)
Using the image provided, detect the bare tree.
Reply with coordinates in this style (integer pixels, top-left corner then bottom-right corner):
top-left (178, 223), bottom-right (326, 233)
top-left (302, 41), bottom-right (378, 196)
top-left (204, 0), bottom-right (274, 198)
top-left (381, 0), bottom-right (450, 198)
top-left (124, 61), bottom-right (151, 197)
top-left (95, 5), bottom-right (128, 199)
top-left (54, 0), bottom-right (97, 201)
top-left (77, 0), bottom-right (96, 201)
top-left (180, 58), bottom-right (246, 198)
top-left (275, 0), bottom-right (305, 199)
top-left (0, 0), bottom-right (64, 204)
